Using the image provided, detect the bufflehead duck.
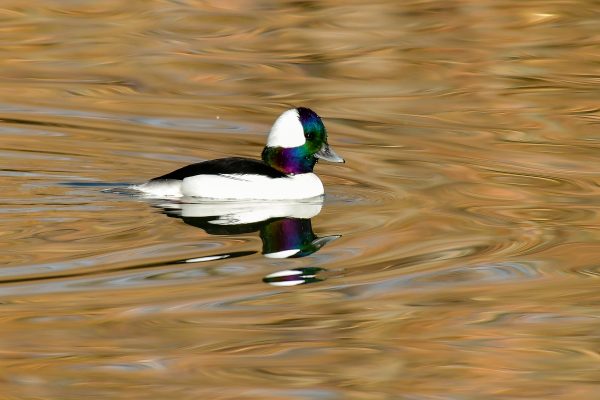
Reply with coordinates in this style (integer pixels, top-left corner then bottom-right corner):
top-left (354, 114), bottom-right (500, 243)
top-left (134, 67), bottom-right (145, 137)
top-left (136, 107), bottom-right (344, 199)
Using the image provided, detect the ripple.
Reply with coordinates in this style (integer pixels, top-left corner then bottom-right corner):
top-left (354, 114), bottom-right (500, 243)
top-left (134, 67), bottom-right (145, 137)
top-left (0, 1), bottom-right (599, 398)
top-left (463, 205), bottom-right (596, 225)
top-left (0, 102), bottom-right (253, 134)
top-left (406, 262), bottom-right (542, 287)
top-left (0, 242), bottom-right (225, 282)
top-left (486, 170), bottom-right (591, 193)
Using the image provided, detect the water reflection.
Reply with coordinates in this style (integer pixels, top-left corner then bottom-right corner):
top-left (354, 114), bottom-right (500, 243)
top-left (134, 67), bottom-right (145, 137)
top-left (263, 267), bottom-right (326, 287)
top-left (155, 198), bottom-right (340, 285)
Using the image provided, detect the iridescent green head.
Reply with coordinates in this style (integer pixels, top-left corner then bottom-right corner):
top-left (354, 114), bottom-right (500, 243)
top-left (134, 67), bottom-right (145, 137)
top-left (261, 107), bottom-right (344, 175)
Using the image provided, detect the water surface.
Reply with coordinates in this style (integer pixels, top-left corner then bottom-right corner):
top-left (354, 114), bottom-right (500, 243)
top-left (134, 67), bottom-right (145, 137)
top-left (1, 1), bottom-right (599, 399)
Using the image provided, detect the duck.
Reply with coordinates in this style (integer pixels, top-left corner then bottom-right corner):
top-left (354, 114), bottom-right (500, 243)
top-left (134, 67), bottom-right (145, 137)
top-left (135, 107), bottom-right (344, 199)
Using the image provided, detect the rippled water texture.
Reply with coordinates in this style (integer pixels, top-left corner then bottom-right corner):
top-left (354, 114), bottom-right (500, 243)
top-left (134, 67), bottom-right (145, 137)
top-left (1, 1), bottom-right (599, 399)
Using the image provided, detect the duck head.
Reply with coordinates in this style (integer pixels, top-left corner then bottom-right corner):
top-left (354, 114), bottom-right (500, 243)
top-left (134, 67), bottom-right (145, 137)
top-left (262, 107), bottom-right (344, 174)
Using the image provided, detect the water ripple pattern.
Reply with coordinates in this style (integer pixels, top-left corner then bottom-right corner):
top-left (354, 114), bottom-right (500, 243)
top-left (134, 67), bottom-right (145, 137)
top-left (0, 1), bottom-right (599, 399)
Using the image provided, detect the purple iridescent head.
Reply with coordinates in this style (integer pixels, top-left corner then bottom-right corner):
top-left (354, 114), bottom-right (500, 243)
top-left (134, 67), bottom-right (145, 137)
top-left (261, 107), bottom-right (344, 175)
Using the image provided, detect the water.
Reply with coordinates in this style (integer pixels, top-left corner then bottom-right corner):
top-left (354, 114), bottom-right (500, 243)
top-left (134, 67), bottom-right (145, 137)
top-left (1, 1), bottom-right (599, 398)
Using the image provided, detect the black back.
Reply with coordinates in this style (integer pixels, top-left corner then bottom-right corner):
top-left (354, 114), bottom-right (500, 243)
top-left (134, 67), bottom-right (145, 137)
top-left (150, 157), bottom-right (287, 181)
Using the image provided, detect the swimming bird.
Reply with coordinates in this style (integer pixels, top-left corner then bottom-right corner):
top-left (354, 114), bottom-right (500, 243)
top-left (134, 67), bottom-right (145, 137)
top-left (136, 107), bottom-right (344, 199)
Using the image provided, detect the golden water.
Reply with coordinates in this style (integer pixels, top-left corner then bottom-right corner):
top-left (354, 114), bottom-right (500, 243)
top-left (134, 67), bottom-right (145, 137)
top-left (1, 1), bottom-right (599, 399)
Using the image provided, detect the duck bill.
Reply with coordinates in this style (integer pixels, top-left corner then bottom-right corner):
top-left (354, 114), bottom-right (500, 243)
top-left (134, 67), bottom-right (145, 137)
top-left (315, 143), bottom-right (345, 163)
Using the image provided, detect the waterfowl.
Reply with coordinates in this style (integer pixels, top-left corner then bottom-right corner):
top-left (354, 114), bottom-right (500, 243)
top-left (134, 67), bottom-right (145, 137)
top-left (136, 107), bottom-right (344, 199)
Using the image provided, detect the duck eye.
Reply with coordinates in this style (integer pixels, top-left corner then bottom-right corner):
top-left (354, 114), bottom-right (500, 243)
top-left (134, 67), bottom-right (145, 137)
top-left (305, 131), bottom-right (314, 140)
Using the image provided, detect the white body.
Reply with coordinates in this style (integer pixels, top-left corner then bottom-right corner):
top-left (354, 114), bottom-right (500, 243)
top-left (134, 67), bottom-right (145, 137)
top-left (135, 173), bottom-right (324, 200)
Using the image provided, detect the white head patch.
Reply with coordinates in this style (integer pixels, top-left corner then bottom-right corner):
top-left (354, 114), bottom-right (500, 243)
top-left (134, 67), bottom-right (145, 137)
top-left (266, 109), bottom-right (306, 148)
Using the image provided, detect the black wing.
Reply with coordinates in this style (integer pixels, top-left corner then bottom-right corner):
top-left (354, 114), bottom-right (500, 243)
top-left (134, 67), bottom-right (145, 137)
top-left (150, 157), bottom-right (287, 181)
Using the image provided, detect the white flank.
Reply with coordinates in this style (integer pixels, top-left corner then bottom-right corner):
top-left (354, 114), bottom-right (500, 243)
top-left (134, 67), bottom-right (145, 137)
top-left (134, 173), bottom-right (324, 200)
top-left (180, 173), bottom-right (324, 200)
top-left (266, 109), bottom-right (306, 148)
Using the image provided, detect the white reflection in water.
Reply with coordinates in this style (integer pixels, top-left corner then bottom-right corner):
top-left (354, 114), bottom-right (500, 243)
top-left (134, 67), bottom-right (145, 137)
top-left (155, 198), bottom-right (340, 285)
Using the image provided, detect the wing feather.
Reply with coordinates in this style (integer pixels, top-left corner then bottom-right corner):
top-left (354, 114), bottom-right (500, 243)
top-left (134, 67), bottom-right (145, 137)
top-left (150, 157), bottom-right (287, 180)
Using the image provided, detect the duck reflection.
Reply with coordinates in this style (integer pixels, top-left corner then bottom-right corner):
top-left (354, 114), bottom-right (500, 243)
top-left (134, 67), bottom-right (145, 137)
top-left (155, 199), bottom-right (339, 286)
top-left (262, 267), bottom-right (327, 287)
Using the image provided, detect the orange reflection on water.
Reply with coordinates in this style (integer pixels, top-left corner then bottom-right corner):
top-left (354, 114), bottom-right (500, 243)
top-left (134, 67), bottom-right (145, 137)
top-left (0, 0), bottom-right (599, 399)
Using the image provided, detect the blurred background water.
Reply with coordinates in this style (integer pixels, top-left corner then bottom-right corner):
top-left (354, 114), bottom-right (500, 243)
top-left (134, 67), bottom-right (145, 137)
top-left (1, 1), bottom-right (599, 399)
